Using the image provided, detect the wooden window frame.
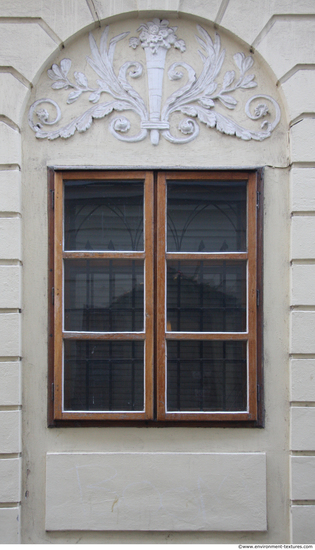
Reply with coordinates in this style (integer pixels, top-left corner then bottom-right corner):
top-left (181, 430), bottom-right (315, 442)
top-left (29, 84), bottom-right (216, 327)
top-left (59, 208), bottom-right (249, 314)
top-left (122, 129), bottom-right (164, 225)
top-left (48, 168), bottom-right (263, 427)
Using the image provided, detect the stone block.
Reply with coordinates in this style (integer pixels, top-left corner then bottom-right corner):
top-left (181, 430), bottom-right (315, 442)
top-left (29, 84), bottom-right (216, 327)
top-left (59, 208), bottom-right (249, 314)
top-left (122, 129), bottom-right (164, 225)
top-left (0, 411), bottom-right (21, 454)
top-left (291, 407), bottom-right (315, 451)
top-left (0, 266), bottom-right (21, 308)
top-left (179, 0), bottom-right (222, 21)
top-left (93, 0), bottom-right (138, 19)
top-left (291, 216), bottom-right (315, 260)
top-left (0, 458), bottom-right (21, 502)
top-left (291, 118), bottom-right (315, 163)
top-left (0, 74), bottom-right (29, 128)
top-left (291, 264), bottom-right (315, 305)
top-left (0, 123), bottom-right (21, 166)
top-left (291, 311), bottom-right (315, 354)
top-left (221, 1), bottom-right (315, 47)
top-left (137, 0), bottom-right (179, 10)
top-left (0, 218), bottom-right (21, 261)
top-left (291, 359), bottom-right (315, 402)
top-left (0, 314), bottom-right (21, 357)
top-left (282, 70), bottom-right (315, 122)
top-left (257, 19), bottom-right (315, 81)
top-left (0, 23), bottom-right (58, 84)
top-left (0, 1), bottom-right (94, 44)
top-left (291, 456), bottom-right (315, 500)
top-left (0, 363), bottom-right (21, 406)
top-left (291, 167), bottom-right (315, 212)
top-left (46, 452), bottom-right (266, 531)
top-left (0, 507), bottom-right (20, 544)
top-left (0, 170), bottom-right (21, 213)
top-left (291, 506), bottom-right (315, 543)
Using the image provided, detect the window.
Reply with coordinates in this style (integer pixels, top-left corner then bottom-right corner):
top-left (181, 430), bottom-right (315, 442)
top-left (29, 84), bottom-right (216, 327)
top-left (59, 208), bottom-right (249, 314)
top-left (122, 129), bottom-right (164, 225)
top-left (48, 169), bottom-right (263, 426)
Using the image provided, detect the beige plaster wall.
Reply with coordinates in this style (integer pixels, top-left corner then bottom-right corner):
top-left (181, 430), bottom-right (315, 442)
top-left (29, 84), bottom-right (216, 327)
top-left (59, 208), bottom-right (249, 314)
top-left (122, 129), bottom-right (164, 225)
top-left (0, 0), bottom-right (313, 544)
top-left (21, 15), bottom-right (290, 543)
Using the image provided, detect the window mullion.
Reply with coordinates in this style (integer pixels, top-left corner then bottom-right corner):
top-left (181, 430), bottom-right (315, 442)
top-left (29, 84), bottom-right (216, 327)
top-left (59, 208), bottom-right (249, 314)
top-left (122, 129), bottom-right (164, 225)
top-left (156, 172), bottom-right (167, 421)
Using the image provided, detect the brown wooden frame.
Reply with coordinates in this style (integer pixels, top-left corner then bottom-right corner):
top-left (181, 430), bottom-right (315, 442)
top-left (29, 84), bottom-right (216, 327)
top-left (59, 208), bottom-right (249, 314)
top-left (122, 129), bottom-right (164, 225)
top-left (156, 171), bottom-right (258, 422)
top-left (48, 168), bottom-right (263, 427)
top-left (50, 170), bottom-right (154, 421)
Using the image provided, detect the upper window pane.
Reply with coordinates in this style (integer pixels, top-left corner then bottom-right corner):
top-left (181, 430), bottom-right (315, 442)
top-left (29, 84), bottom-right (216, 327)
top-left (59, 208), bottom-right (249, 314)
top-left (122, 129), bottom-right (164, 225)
top-left (64, 180), bottom-right (144, 251)
top-left (167, 181), bottom-right (246, 252)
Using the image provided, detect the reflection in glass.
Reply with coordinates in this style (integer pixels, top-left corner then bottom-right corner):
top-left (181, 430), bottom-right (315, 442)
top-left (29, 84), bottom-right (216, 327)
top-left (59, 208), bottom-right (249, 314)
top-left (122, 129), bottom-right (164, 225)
top-left (167, 181), bottom-right (246, 252)
top-left (167, 340), bottom-right (247, 412)
top-left (64, 259), bottom-right (144, 332)
top-left (64, 180), bottom-right (144, 251)
top-left (167, 261), bottom-right (246, 332)
top-left (64, 340), bottom-right (144, 411)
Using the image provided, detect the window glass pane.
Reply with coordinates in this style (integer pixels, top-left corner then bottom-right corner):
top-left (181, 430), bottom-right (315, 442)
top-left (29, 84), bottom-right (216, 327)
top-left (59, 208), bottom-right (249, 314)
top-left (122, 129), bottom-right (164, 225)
top-left (64, 180), bottom-right (144, 251)
top-left (167, 340), bottom-right (247, 412)
top-left (167, 260), bottom-right (246, 332)
top-left (64, 259), bottom-right (144, 332)
top-left (64, 340), bottom-right (144, 412)
top-left (167, 181), bottom-right (246, 252)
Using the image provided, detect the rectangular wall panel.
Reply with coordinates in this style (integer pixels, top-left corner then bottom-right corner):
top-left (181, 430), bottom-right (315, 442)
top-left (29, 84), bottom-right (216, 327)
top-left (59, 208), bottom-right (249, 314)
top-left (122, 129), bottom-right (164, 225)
top-left (291, 408), bottom-right (315, 451)
top-left (291, 506), bottom-right (315, 544)
top-left (46, 452), bottom-right (266, 532)
top-left (291, 456), bottom-right (315, 500)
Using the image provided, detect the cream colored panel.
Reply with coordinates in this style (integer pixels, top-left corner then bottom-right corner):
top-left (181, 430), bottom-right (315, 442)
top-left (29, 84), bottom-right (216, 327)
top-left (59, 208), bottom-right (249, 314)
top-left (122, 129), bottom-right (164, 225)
top-left (92, 0), bottom-right (137, 20)
top-left (221, 1), bottom-right (315, 46)
top-left (0, 458), bottom-right (21, 502)
top-left (291, 456), bottom-right (315, 500)
top-left (0, 363), bottom-right (21, 406)
top-left (0, 74), bottom-right (29, 128)
top-left (0, 411), bottom-right (21, 454)
top-left (291, 265), bottom-right (315, 306)
top-left (0, 171), bottom-right (21, 213)
top-left (179, 0), bottom-right (222, 21)
top-left (291, 217), bottom-right (315, 260)
top-left (282, 71), bottom-right (315, 122)
top-left (257, 19), bottom-right (315, 81)
top-left (290, 359), bottom-right (315, 402)
top-left (291, 118), bottom-right (315, 163)
top-left (291, 408), bottom-right (315, 451)
top-left (0, 314), bottom-right (21, 357)
top-left (46, 452), bottom-right (267, 531)
top-left (0, 123), bottom-right (21, 166)
top-left (291, 506), bottom-right (315, 544)
top-left (0, 23), bottom-right (58, 83)
top-left (291, 312), bottom-right (315, 354)
top-left (0, 266), bottom-right (21, 309)
top-left (0, 219), bottom-right (21, 260)
top-left (291, 167), bottom-right (315, 212)
top-left (0, 507), bottom-right (20, 544)
top-left (0, 0), bottom-right (94, 43)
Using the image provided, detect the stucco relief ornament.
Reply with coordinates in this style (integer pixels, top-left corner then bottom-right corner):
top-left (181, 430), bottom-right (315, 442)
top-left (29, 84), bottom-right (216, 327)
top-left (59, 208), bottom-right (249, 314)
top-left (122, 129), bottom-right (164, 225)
top-left (28, 20), bottom-right (281, 145)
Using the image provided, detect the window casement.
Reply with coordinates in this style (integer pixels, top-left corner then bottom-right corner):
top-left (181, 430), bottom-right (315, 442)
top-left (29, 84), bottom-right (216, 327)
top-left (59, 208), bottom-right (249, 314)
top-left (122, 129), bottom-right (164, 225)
top-left (48, 169), bottom-right (263, 426)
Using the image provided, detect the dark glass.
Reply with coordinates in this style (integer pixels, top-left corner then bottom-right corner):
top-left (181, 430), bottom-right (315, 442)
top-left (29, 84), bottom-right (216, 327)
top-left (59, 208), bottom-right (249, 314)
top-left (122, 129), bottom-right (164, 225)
top-left (167, 181), bottom-right (246, 252)
top-left (64, 259), bottom-right (144, 332)
top-left (64, 340), bottom-right (144, 412)
top-left (167, 340), bottom-right (247, 412)
top-left (64, 180), bottom-right (144, 251)
top-left (167, 261), bottom-right (246, 332)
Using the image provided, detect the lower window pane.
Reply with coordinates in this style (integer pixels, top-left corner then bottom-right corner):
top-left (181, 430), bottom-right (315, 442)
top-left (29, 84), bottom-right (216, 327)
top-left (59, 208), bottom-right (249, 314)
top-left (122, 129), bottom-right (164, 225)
top-left (167, 340), bottom-right (247, 412)
top-left (64, 340), bottom-right (144, 412)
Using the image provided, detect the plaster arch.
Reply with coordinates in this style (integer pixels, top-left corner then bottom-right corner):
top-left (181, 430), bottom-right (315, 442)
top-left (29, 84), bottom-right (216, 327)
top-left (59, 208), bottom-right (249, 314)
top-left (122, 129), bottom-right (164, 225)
top-left (24, 13), bottom-right (287, 168)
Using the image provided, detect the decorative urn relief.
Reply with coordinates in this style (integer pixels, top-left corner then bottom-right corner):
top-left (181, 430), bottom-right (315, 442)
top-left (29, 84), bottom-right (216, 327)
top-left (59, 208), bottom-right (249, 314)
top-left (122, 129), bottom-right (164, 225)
top-left (28, 19), bottom-right (281, 146)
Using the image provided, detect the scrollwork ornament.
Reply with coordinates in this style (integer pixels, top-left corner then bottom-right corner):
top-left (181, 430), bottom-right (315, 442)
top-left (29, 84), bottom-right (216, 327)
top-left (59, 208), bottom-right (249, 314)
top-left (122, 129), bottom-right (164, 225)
top-left (28, 20), bottom-right (281, 146)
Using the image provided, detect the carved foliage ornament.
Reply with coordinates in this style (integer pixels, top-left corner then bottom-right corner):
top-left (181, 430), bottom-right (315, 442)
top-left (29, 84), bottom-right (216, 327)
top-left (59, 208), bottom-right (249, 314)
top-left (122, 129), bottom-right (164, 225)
top-left (28, 19), bottom-right (281, 146)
